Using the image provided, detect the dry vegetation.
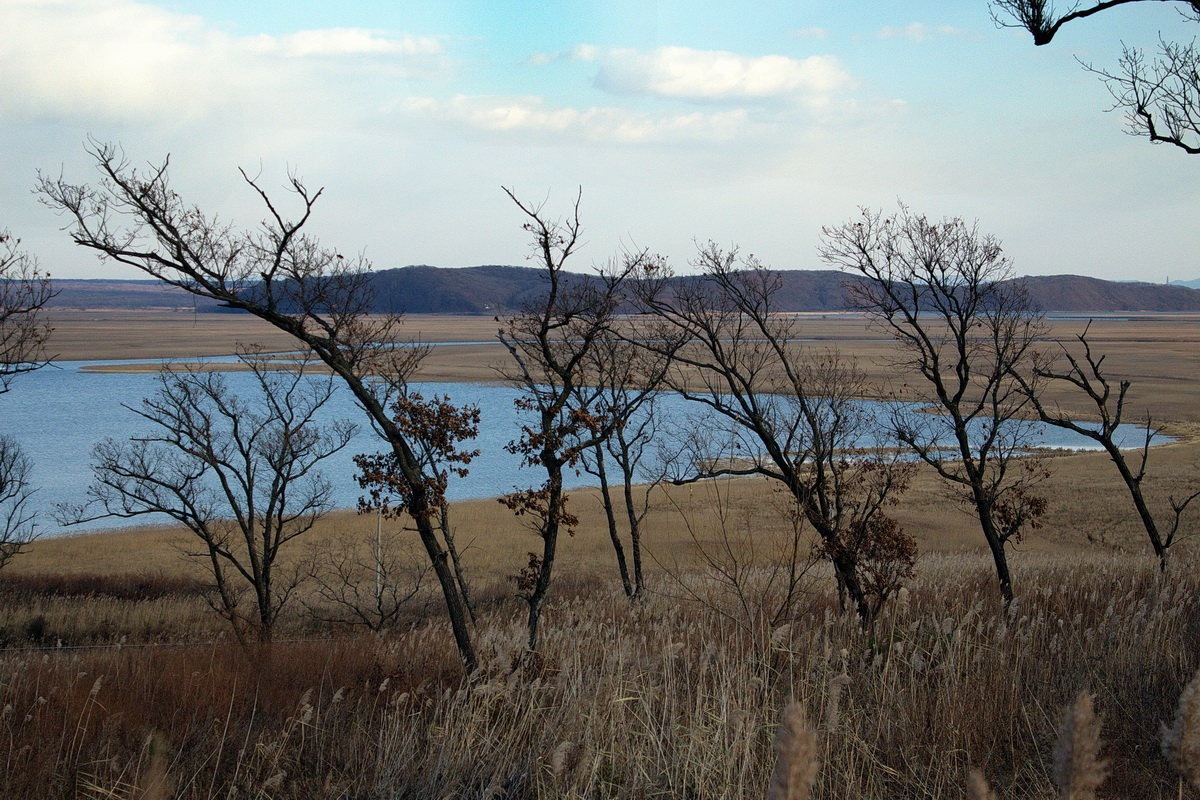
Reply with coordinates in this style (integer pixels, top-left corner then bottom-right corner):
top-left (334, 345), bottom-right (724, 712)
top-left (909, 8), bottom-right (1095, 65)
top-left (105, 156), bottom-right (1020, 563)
top-left (7, 463), bottom-right (1200, 798)
top-left (3, 554), bottom-right (1200, 799)
top-left (5, 310), bottom-right (1197, 798)
top-left (44, 311), bottom-right (500, 364)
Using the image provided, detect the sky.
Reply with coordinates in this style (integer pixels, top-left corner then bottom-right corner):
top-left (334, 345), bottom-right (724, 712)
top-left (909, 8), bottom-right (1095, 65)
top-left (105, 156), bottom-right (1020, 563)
top-left (2, 0), bottom-right (1199, 281)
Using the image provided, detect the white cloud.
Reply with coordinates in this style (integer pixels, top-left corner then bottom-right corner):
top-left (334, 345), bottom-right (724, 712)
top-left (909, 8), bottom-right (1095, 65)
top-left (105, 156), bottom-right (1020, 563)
top-left (568, 45), bottom-right (854, 103)
top-left (400, 95), bottom-right (748, 143)
top-left (242, 30), bottom-right (443, 58)
top-left (0, 0), bottom-right (445, 123)
top-left (877, 23), bottom-right (962, 42)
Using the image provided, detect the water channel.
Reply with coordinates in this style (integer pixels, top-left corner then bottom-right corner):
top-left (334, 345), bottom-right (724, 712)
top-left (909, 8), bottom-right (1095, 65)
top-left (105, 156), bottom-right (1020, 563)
top-left (0, 354), bottom-right (1165, 535)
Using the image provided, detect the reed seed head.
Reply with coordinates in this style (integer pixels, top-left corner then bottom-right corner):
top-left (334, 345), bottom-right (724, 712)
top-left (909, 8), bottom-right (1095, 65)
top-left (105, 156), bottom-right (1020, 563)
top-left (965, 768), bottom-right (997, 800)
top-left (1052, 690), bottom-right (1107, 800)
top-left (767, 701), bottom-right (820, 800)
top-left (1162, 668), bottom-right (1200, 787)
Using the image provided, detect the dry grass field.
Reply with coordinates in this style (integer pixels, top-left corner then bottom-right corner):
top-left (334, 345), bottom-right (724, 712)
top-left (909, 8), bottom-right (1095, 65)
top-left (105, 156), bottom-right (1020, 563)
top-left (4, 554), bottom-right (1199, 798)
top-left (45, 310), bottom-right (501, 362)
top-left (5, 309), bottom-right (1197, 798)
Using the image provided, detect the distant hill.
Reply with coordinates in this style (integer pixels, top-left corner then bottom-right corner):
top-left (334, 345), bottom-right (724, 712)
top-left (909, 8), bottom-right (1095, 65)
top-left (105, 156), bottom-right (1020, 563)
top-left (369, 265), bottom-right (858, 313)
top-left (369, 265), bottom-right (1200, 314)
top-left (1016, 274), bottom-right (1200, 312)
top-left (49, 279), bottom-right (222, 311)
top-left (47, 267), bottom-right (1200, 314)
top-left (1170, 277), bottom-right (1200, 290)
top-left (370, 265), bottom-right (554, 314)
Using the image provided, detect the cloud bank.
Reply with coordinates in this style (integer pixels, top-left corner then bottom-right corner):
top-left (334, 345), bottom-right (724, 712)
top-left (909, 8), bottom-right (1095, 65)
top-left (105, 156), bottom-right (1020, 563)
top-left (400, 95), bottom-right (748, 143)
top-left (0, 0), bottom-right (446, 122)
top-left (570, 45), bottom-right (854, 103)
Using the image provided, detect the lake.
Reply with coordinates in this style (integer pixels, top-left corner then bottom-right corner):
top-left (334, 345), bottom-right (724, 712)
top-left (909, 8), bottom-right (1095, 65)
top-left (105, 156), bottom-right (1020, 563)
top-left (0, 356), bottom-right (1164, 535)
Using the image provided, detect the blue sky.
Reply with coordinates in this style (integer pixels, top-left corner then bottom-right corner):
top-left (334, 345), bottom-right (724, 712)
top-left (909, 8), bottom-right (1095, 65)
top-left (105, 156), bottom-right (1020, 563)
top-left (2, 0), bottom-right (1198, 281)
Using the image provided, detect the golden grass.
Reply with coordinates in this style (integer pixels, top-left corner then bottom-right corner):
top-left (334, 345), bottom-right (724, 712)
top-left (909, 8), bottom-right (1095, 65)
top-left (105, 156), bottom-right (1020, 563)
top-left (4, 553), bottom-right (1200, 798)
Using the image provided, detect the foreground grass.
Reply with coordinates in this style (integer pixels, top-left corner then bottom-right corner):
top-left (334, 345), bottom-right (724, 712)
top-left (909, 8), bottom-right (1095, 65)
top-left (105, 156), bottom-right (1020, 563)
top-left (3, 554), bottom-right (1199, 799)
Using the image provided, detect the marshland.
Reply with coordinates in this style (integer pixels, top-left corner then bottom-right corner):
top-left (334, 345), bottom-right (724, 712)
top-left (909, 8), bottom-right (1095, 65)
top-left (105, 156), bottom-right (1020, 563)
top-left (2, 307), bottom-right (1198, 799)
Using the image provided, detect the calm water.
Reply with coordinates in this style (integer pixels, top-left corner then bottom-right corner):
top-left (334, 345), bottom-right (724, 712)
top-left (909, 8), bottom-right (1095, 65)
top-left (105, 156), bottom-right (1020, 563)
top-left (0, 356), bottom-right (1165, 535)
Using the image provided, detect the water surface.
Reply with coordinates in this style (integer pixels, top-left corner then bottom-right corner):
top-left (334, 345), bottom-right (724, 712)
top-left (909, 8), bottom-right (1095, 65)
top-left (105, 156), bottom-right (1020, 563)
top-left (0, 357), bottom-right (1165, 535)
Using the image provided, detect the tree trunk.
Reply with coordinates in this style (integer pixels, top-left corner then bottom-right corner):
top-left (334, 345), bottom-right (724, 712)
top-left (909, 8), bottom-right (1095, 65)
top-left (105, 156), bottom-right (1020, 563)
top-left (413, 497), bottom-right (478, 673)
top-left (973, 490), bottom-right (1015, 609)
top-left (620, 458), bottom-right (646, 600)
top-left (525, 461), bottom-right (564, 654)
top-left (594, 446), bottom-right (634, 598)
top-left (440, 504), bottom-right (478, 623)
top-left (984, 530), bottom-right (1014, 609)
top-left (255, 585), bottom-right (274, 643)
top-left (955, 422), bottom-right (1017, 608)
top-left (1106, 442), bottom-right (1169, 569)
top-left (829, 549), bottom-right (872, 625)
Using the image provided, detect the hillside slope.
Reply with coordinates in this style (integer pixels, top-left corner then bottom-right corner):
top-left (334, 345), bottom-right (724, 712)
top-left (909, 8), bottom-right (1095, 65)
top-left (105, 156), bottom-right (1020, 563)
top-left (48, 266), bottom-right (1200, 313)
top-left (1019, 274), bottom-right (1200, 312)
top-left (367, 265), bottom-right (1200, 313)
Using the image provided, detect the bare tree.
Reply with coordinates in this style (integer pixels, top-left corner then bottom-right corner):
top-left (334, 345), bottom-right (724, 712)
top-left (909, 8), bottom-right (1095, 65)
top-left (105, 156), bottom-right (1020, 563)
top-left (1087, 36), bottom-right (1200, 153)
top-left (0, 230), bottom-right (55, 391)
top-left (0, 229), bottom-right (55, 569)
top-left (575, 323), bottom-right (672, 600)
top-left (990, 0), bottom-right (1192, 46)
top-left (993, 0), bottom-right (1200, 153)
top-left (74, 353), bottom-right (355, 642)
top-left (496, 188), bottom-right (638, 652)
top-left (819, 206), bottom-right (1048, 607)
top-left (303, 526), bottom-right (430, 632)
top-left (38, 143), bottom-right (480, 671)
top-left (1018, 322), bottom-right (1199, 567)
top-left (0, 438), bottom-right (36, 572)
top-left (632, 243), bottom-right (915, 625)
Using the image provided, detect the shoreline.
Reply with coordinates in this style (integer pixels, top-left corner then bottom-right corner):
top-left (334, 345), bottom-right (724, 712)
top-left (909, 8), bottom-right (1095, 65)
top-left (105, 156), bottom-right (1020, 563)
top-left (41, 309), bottom-right (1200, 424)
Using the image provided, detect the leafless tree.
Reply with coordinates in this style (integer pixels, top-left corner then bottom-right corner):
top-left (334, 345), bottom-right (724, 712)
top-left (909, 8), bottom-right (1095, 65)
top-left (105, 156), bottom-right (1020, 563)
top-left (993, 0), bottom-right (1200, 153)
top-left (0, 230), bottom-right (55, 391)
top-left (820, 205), bottom-right (1048, 607)
top-left (1018, 322), bottom-right (1198, 567)
top-left (0, 437), bottom-right (36, 572)
top-left (0, 229), bottom-right (55, 570)
top-left (1086, 36), bottom-right (1200, 153)
top-left (73, 353), bottom-right (355, 642)
top-left (496, 188), bottom-right (639, 652)
top-left (632, 243), bottom-right (916, 625)
top-left (575, 324), bottom-right (672, 600)
top-left (656, 468), bottom-right (822, 635)
top-left (303, 526), bottom-right (430, 632)
top-left (990, 0), bottom-right (1195, 46)
top-left (38, 143), bottom-right (480, 671)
